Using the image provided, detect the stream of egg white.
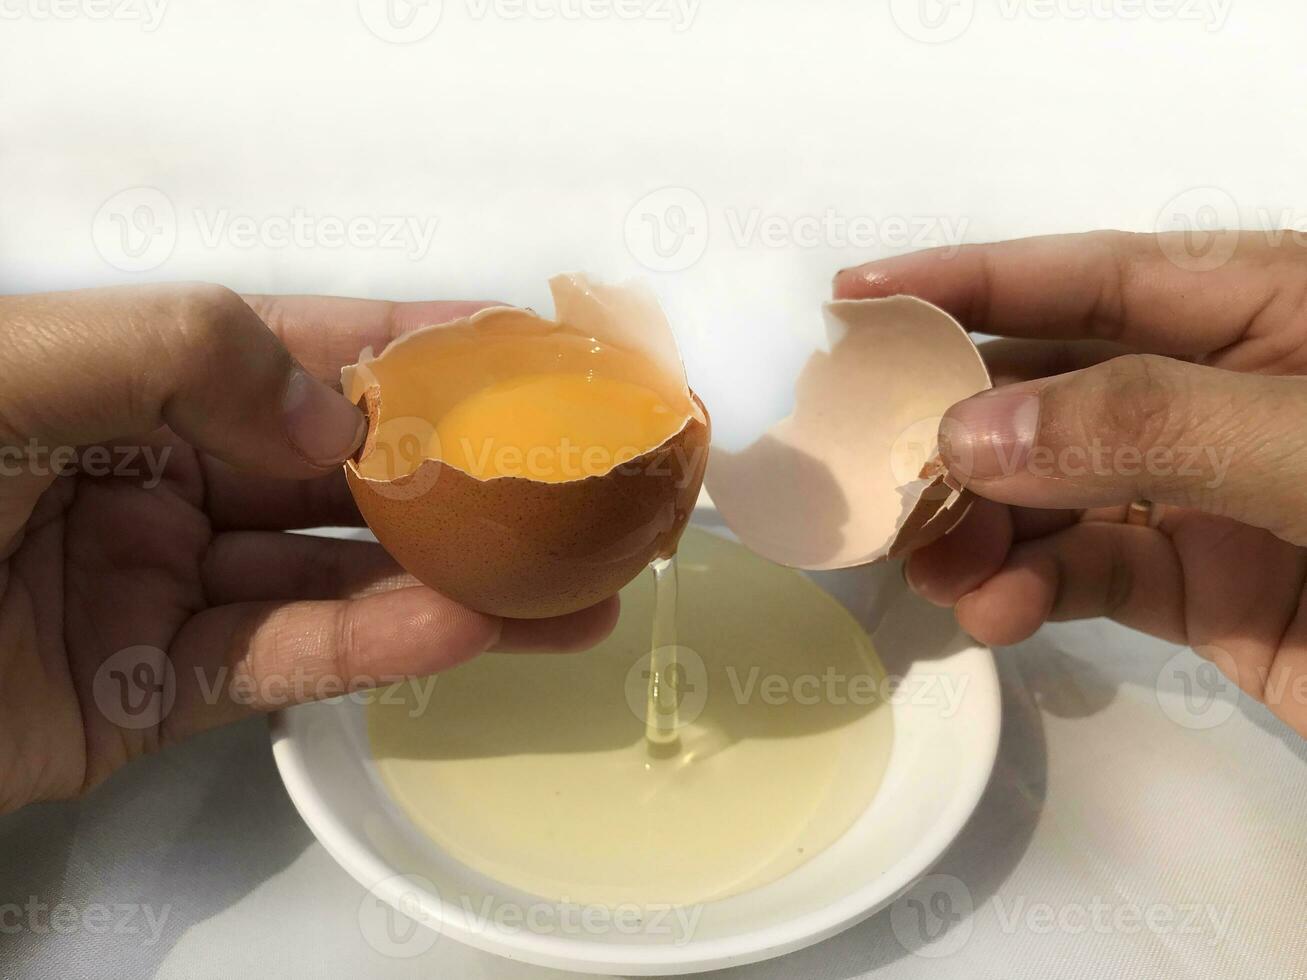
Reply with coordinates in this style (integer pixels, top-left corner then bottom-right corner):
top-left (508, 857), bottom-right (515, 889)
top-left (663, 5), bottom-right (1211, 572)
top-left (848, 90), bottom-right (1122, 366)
top-left (644, 555), bottom-right (680, 753)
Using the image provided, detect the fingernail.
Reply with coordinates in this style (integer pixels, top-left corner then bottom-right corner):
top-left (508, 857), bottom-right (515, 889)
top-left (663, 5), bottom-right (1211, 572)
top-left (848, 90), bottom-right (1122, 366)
top-left (283, 370), bottom-right (367, 467)
top-left (939, 390), bottom-right (1040, 481)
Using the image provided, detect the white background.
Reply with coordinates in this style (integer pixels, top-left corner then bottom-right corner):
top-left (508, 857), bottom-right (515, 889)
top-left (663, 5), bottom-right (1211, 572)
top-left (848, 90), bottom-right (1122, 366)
top-left (2, 1), bottom-right (1306, 977)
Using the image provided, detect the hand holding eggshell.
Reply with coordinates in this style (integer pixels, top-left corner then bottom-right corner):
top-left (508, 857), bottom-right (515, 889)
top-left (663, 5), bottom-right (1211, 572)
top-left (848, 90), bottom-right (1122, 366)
top-left (342, 276), bottom-right (710, 619)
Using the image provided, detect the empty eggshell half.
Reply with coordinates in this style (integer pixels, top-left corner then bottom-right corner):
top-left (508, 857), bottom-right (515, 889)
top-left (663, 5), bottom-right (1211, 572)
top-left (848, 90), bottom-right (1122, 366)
top-left (342, 275), bottom-right (709, 620)
top-left (705, 296), bottom-right (991, 570)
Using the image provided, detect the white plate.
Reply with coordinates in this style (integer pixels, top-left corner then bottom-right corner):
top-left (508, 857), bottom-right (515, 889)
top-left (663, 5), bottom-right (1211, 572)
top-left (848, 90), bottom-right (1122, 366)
top-left (271, 507), bottom-right (999, 974)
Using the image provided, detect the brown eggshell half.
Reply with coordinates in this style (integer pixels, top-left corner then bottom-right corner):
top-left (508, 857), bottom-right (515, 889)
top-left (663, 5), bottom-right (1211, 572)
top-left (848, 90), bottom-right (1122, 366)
top-left (705, 295), bottom-right (991, 571)
top-left (342, 275), bottom-right (710, 619)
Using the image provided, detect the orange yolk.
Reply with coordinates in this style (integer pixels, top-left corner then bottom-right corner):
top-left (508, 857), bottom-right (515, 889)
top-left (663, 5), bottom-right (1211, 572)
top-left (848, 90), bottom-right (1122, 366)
top-left (433, 373), bottom-right (682, 482)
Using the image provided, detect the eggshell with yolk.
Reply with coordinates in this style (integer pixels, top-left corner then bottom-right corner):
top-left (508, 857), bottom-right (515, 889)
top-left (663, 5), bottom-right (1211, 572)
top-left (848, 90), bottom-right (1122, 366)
top-left (342, 275), bottom-right (710, 619)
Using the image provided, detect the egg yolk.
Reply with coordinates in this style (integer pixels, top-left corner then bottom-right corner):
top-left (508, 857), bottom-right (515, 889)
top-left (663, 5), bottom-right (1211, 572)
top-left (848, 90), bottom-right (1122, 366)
top-left (433, 373), bottom-right (682, 482)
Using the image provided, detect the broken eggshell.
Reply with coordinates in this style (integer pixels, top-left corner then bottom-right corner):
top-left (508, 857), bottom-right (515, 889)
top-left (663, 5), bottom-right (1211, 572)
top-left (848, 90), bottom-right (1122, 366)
top-left (705, 295), bottom-right (991, 571)
top-left (342, 275), bottom-right (710, 620)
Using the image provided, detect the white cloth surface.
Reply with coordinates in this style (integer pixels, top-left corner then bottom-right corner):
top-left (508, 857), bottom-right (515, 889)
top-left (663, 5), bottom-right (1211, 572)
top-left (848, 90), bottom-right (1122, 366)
top-left (2, 2), bottom-right (1307, 977)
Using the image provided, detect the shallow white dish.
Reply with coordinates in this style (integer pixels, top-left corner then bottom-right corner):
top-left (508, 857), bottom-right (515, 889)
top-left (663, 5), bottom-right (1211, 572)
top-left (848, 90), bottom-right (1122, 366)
top-left (271, 506), bottom-right (1000, 974)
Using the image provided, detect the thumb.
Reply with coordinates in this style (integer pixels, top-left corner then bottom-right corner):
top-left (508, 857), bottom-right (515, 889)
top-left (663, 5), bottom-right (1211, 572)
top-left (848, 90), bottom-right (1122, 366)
top-left (0, 284), bottom-right (365, 551)
top-left (0, 284), bottom-right (364, 476)
top-left (938, 354), bottom-right (1307, 545)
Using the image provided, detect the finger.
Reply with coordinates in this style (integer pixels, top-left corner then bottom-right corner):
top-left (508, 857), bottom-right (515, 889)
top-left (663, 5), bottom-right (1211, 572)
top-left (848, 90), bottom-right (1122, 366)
top-left (978, 338), bottom-right (1134, 386)
top-left (0, 285), bottom-right (364, 482)
top-left (205, 296), bottom-right (502, 529)
top-left (1011, 506), bottom-right (1080, 541)
top-left (905, 498), bottom-right (1012, 606)
top-left (201, 459), bottom-right (364, 531)
top-left (938, 354), bottom-right (1307, 545)
top-left (833, 231), bottom-right (1307, 362)
top-left (243, 295), bottom-right (502, 382)
top-left (163, 587), bottom-right (619, 741)
top-left (202, 532), bottom-right (417, 604)
top-left (954, 522), bottom-right (1187, 646)
top-left (499, 595), bottom-right (621, 652)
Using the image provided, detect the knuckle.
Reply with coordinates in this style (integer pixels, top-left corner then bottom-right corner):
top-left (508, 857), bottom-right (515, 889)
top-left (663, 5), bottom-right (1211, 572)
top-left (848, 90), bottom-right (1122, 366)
top-left (172, 283), bottom-right (251, 349)
top-left (166, 283), bottom-right (290, 387)
top-left (1090, 354), bottom-right (1184, 450)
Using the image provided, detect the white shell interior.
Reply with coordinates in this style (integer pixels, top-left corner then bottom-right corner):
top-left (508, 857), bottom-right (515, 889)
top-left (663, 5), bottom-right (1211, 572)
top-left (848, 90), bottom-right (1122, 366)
top-left (705, 296), bottom-right (991, 570)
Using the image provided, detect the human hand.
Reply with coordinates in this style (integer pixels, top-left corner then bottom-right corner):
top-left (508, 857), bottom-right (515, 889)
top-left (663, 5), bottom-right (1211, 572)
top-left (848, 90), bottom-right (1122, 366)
top-left (0, 284), bottom-right (618, 813)
top-left (835, 231), bottom-right (1307, 738)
